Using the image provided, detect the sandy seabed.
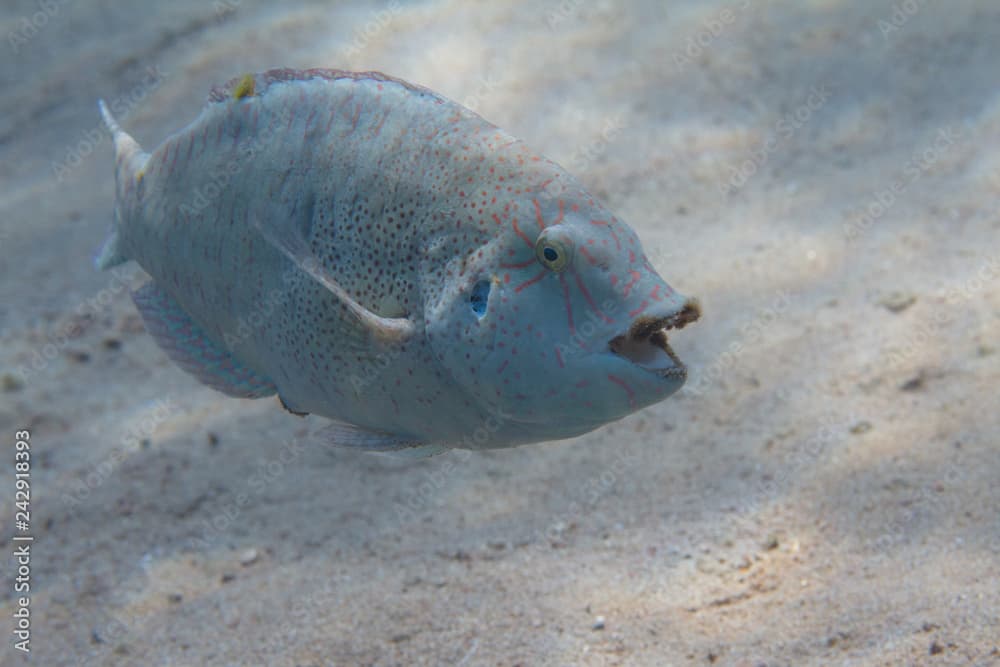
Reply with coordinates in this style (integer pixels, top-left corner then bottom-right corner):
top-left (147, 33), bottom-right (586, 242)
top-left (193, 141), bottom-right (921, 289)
top-left (1, 0), bottom-right (998, 665)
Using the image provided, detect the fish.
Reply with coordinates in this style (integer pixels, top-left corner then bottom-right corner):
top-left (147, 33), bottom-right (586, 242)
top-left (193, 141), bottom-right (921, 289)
top-left (98, 68), bottom-right (700, 456)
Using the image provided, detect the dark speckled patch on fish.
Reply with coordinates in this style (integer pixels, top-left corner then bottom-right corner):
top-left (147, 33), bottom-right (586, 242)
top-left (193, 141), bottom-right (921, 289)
top-left (97, 68), bottom-right (700, 454)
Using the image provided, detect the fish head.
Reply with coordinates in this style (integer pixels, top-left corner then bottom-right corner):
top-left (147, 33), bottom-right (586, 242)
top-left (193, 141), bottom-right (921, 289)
top-left (424, 194), bottom-right (700, 445)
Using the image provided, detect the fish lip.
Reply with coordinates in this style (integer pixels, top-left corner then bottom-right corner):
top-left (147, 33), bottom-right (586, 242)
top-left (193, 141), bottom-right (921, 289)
top-left (607, 298), bottom-right (701, 378)
top-left (625, 298), bottom-right (701, 339)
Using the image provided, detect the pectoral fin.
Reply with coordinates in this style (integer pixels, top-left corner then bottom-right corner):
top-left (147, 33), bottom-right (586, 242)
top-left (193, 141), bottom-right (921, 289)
top-left (252, 213), bottom-right (414, 351)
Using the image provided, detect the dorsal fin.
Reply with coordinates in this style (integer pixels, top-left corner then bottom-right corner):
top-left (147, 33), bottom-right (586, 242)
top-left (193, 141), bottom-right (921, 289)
top-left (96, 100), bottom-right (150, 269)
top-left (206, 69), bottom-right (446, 105)
top-left (99, 99), bottom-right (149, 179)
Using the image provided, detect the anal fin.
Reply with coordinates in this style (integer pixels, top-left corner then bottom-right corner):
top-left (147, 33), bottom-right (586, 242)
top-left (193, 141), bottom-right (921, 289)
top-left (319, 420), bottom-right (445, 457)
top-left (384, 443), bottom-right (449, 459)
top-left (132, 282), bottom-right (277, 398)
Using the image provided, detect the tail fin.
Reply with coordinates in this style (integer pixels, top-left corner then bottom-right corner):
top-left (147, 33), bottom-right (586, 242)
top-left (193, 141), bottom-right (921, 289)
top-left (96, 99), bottom-right (149, 270)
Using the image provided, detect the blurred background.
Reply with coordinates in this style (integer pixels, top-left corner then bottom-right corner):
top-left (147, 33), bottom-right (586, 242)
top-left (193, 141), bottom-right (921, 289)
top-left (1, 0), bottom-right (998, 665)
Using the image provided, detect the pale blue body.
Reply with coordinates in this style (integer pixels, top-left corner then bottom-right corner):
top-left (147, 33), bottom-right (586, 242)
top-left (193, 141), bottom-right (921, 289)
top-left (99, 69), bottom-right (699, 453)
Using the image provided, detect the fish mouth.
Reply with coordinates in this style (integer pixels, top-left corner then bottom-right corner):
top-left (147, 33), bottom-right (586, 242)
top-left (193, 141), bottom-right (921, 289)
top-left (608, 298), bottom-right (701, 378)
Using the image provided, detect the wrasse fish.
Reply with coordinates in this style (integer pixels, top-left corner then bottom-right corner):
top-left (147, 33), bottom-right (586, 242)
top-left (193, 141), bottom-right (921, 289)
top-left (98, 68), bottom-right (700, 456)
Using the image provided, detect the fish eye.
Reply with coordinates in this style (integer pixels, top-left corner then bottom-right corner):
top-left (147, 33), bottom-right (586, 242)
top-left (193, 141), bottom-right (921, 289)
top-left (535, 234), bottom-right (571, 272)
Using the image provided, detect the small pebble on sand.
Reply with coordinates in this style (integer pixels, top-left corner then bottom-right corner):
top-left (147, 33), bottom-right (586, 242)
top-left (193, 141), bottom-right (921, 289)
top-left (879, 292), bottom-right (916, 313)
top-left (900, 372), bottom-right (926, 392)
top-left (850, 421), bottom-right (873, 434)
top-left (67, 350), bottom-right (91, 363)
top-left (1, 373), bottom-right (24, 392)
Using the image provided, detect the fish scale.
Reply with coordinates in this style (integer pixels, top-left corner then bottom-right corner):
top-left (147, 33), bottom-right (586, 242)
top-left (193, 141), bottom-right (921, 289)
top-left (98, 68), bottom-right (700, 454)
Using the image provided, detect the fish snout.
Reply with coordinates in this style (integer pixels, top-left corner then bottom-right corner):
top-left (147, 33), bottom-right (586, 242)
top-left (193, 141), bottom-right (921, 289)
top-left (608, 297), bottom-right (701, 378)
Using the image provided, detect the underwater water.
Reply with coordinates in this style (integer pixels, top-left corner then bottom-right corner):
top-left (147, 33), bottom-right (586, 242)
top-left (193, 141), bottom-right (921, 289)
top-left (2, 0), bottom-right (999, 664)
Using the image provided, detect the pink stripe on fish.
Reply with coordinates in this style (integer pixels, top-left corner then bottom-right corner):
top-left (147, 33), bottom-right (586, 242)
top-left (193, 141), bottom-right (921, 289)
top-left (607, 374), bottom-right (636, 408)
top-left (559, 273), bottom-right (575, 336)
top-left (514, 269), bottom-right (546, 293)
top-left (622, 270), bottom-right (641, 297)
top-left (573, 269), bottom-right (613, 324)
top-left (511, 219), bottom-right (533, 247)
top-left (533, 199), bottom-right (546, 230)
top-left (628, 300), bottom-right (649, 318)
top-left (591, 219), bottom-right (621, 250)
